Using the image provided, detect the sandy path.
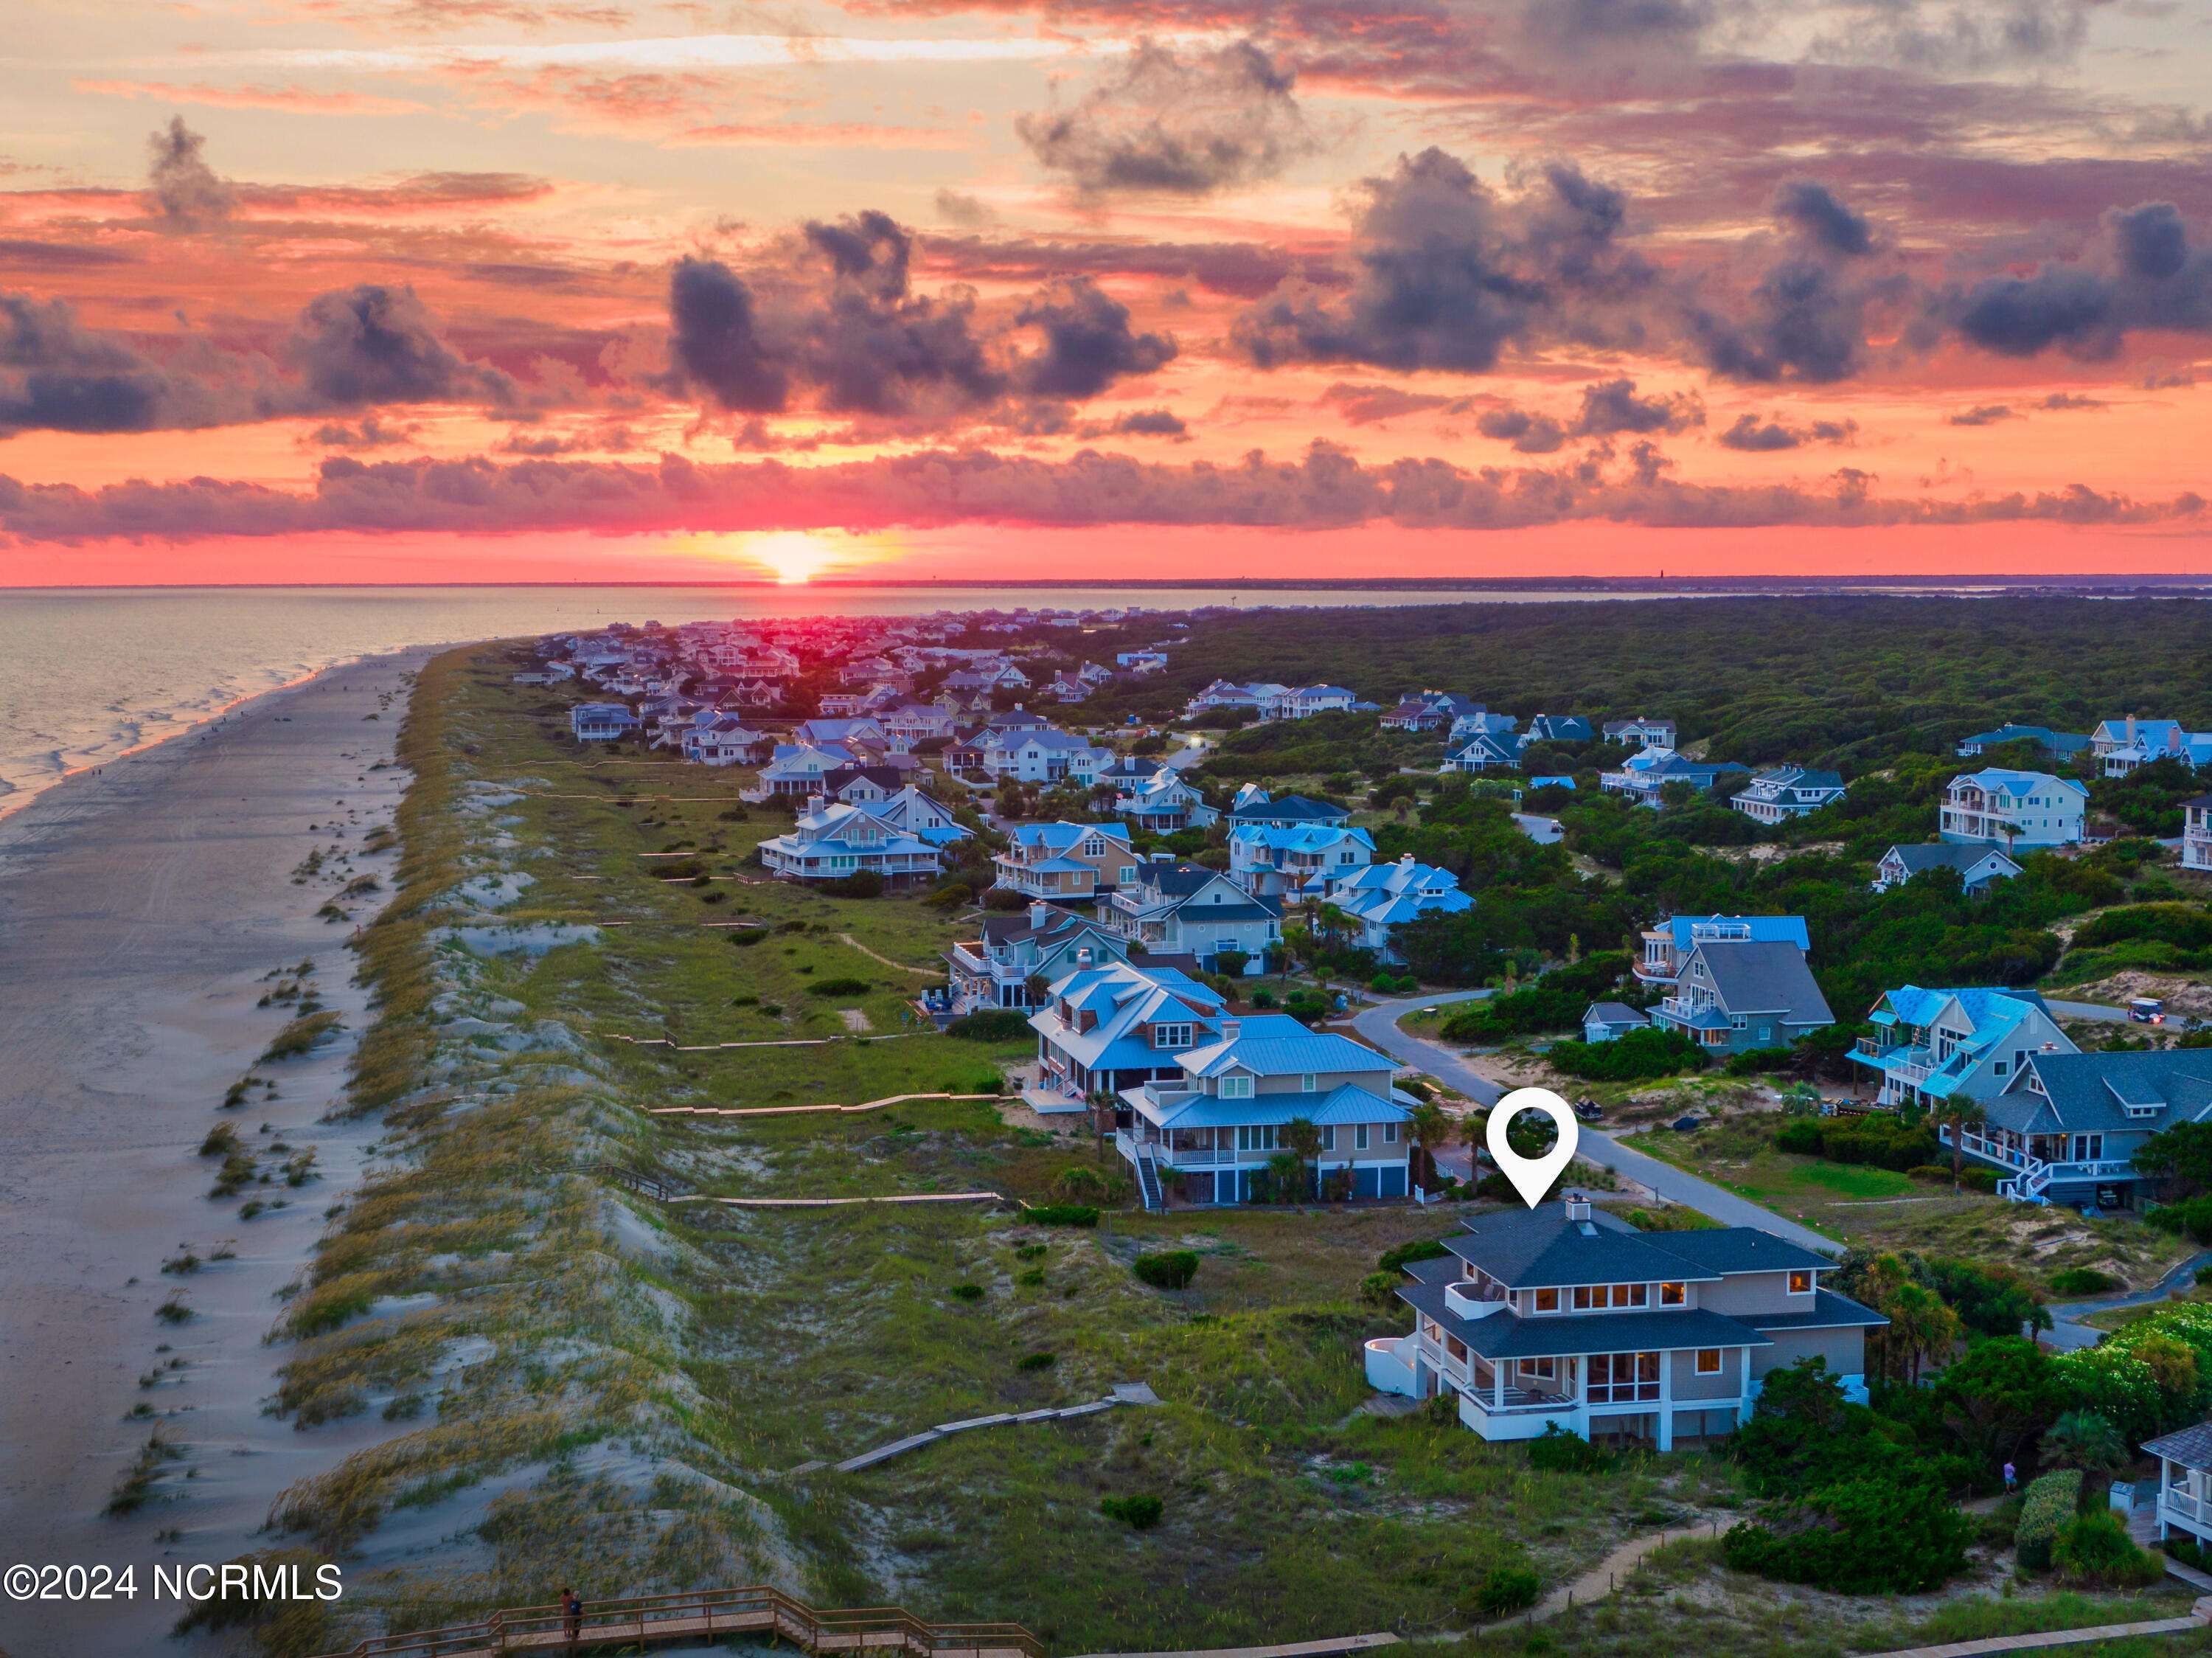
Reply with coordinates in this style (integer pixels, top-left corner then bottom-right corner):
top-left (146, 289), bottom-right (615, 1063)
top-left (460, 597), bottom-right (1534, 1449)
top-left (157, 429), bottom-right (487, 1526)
top-left (0, 651), bottom-right (430, 1656)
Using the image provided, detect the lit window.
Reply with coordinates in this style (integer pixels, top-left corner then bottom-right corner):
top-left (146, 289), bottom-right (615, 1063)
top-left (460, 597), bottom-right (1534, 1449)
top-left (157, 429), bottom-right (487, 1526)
top-left (1787, 1269), bottom-right (1813, 1295)
top-left (1534, 1288), bottom-right (1559, 1313)
top-left (1695, 1349), bottom-right (1722, 1376)
top-left (1660, 1282), bottom-right (1686, 1306)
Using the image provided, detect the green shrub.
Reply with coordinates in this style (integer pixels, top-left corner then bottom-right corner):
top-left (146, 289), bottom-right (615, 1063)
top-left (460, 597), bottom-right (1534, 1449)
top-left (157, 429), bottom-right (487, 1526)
top-left (950, 1283), bottom-right (984, 1303)
top-left (819, 870), bottom-right (886, 898)
top-left (1377, 1238), bottom-right (1450, 1273)
top-left (946, 1007), bottom-right (1033, 1041)
top-left (806, 977), bottom-right (873, 999)
top-left (1100, 1494), bottom-right (1163, 1529)
top-left (2048, 1268), bottom-right (2118, 1297)
top-left (1025, 1204), bottom-right (1099, 1227)
top-left (1016, 1351), bottom-right (1056, 1371)
top-left (1526, 1424), bottom-right (1611, 1474)
top-left (1724, 1474), bottom-right (1972, 1593)
top-left (2016, 1468), bottom-right (2084, 1572)
top-left (1133, 1250), bottom-right (1200, 1290)
top-left (1725, 1047), bottom-right (1796, 1075)
top-left (1359, 1271), bottom-right (1400, 1307)
top-left (1774, 1118), bottom-right (1824, 1154)
top-left (1470, 1565), bottom-right (1541, 1617)
top-left (1819, 1117), bottom-right (1941, 1171)
top-left (1547, 1027), bottom-right (1709, 1081)
top-left (2052, 1509), bottom-right (2160, 1586)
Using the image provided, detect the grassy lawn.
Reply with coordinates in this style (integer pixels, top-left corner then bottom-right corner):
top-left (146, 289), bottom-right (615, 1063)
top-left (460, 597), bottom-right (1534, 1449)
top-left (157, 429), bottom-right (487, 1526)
top-left (1623, 1116), bottom-right (2193, 1291)
top-left (262, 645), bottom-right (2191, 1658)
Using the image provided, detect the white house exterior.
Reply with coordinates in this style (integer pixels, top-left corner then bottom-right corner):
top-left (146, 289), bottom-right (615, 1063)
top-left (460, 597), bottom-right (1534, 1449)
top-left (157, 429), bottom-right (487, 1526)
top-left (1602, 718), bottom-right (1677, 750)
top-left (1228, 823), bottom-right (1375, 900)
top-left (1265, 684), bottom-right (1357, 721)
top-left (1113, 1008), bottom-right (1413, 1207)
top-left (1938, 769), bottom-right (2087, 848)
top-left (2146, 1423), bottom-right (2212, 1551)
top-left (758, 798), bottom-right (944, 886)
top-left (1100, 859), bottom-right (1282, 974)
top-left (1366, 1197), bottom-right (1885, 1447)
top-left (1635, 915), bottom-right (1809, 989)
top-left (2185, 793), bottom-right (2212, 873)
top-left (988, 729), bottom-right (1109, 785)
top-left (681, 715), bottom-right (768, 767)
top-left (947, 903), bottom-right (1132, 1014)
top-left (1871, 842), bottom-right (2023, 895)
top-left (1731, 767), bottom-right (1846, 824)
top-left (760, 743), bottom-right (855, 797)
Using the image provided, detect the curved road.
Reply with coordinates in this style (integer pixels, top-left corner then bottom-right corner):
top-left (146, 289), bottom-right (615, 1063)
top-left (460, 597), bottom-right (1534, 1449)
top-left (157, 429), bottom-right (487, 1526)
top-left (2043, 1248), bottom-right (2212, 1351)
top-left (1352, 991), bottom-right (1842, 1256)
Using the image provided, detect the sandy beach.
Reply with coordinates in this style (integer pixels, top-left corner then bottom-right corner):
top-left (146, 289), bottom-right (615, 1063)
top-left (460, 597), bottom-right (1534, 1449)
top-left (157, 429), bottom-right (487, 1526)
top-left (0, 651), bottom-right (431, 1657)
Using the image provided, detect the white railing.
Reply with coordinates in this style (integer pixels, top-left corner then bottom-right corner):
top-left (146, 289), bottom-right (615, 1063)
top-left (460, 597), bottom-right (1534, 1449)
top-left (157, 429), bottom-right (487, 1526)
top-left (2168, 1489), bottom-right (2206, 1521)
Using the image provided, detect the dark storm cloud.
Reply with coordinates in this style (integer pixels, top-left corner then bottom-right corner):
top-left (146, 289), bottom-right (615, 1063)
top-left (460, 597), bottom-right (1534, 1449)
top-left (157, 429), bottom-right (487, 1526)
top-left (1573, 376), bottom-right (1701, 434)
top-left (1233, 148), bottom-right (1655, 373)
top-left (1015, 38), bottom-right (1318, 198)
top-left (1949, 200), bottom-right (2212, 358)
top-left (796, 211), bottom-right (1003, 414)
top-left (1714, 412), bottom-right (1859, 449)
top-left (1772, 179), bottom-right (1874, 257)
top-left (667, 254), bottom-right (789, 413)
top-left (145, 117), bottom-right (234, 228)
top-left (286, 284), bottom-right (514, 409)
top-left (1688, 182), bottom-right (1888, 382)
top-left (1014, 278), bottom-right (1176, 398)
top-left (1476, 407), bottom-right (1568, 452)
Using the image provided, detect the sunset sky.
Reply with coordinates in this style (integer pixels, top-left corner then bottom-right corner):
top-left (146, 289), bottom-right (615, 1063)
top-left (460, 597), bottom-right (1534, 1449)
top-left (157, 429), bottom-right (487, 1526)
top-left (4, 0), bottom-right (2211, 585)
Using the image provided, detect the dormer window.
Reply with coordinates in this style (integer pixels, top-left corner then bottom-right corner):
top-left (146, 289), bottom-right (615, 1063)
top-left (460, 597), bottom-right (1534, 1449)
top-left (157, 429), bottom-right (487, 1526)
top-left (1218, 1074), bottom-right (1253, 1100)
top-left (1153, 1023), bottom-right (1192, 1051)
top-left (1787, 1270), bottom-right (1813, 1295)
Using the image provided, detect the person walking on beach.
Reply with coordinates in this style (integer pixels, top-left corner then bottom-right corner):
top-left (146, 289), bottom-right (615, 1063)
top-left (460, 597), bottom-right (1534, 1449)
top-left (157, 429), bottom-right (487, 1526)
top-left (561, 1585), bottom-right (582, 1646)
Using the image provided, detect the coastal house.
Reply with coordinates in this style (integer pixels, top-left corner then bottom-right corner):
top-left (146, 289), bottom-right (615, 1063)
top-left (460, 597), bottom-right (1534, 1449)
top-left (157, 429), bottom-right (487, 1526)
top-left (759, 743), bottom-right (856, 797)
top-left (1851, 985), bottom-right (2077, 1111)
top-left (1976, 1047), bottom-right (2212, 1206)
top-left (1380, 691), bottom-right (1485, 732)
top-left (1582, 1002), bottom-right (1649, 1043)
top-left (1730, 766), bottom-right (1846, 824)
top-left (1601, 750), bottom-right (1751, 805)
top-left (947, 902), bottom-right (1133, 1013)
top-left (1228, 822), bottom-right (1376, 901)
top-left (1526, 715), bottom-right (1593, 745)
top-left (1636, 915), bottom-right (1812, 988)
top-left (2090, 715), bottom-right (2188, 777)
top-left (1322, 856), bottom-right (1471, 961)
top-left (1955, 723), bottom-right (2093, 763)
top-left (2145, 1424), bottom-right (2212, 1552)
top-left (1646, 932), bottom-right (1833, 1055)
top-left (1100, 858), bottom-right (1282, 974)
top-left (1938, 769), bottom-right (2087, 848)
top-left (987, 728), bottom-right (1109, 786)
top-left (681, 715), bottom-right (770, 767)
top-left (994, 821), bottom-right (1138, 901)
top-left (570, 703), bottom-right (639, 743)
top-left (757, 797), bottom-right (945, 887)
top-left (1028, 960), bottom-right (1227, 1110)
top-left (1265, 684), bottom-right (1359, 721)
top-left (1602, 718), bottom-right (1677, 750)
top-left (1366, 1196), bottom-right (1885, 1446)
top-left (1226, 790), bottom-right (1352, 830)
top-left (1113, 1007), bottom-right (1413, 1207)
top-left (2186, 794), bottom-right (2212, 873)
top-left (1441, 726), bottom-right (1526, 773)
top-left (1871, 842), bottom-right (2023, 896)
top-left (1184, 679), bottom-right (1287, 718)
top-left (1115, 771), bottom-right (1218, 833)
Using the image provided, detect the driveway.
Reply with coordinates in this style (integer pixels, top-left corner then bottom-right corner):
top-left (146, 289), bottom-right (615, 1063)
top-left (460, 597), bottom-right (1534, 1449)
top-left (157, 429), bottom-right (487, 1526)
top-left (2043, 1249), bottom-right (2212, 1352)
top-left (1352, 992), bottom-right (1842, 1256)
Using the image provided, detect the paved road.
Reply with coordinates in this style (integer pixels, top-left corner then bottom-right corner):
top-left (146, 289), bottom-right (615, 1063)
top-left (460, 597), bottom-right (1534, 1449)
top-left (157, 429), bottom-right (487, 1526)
top-left (1352, 992), bottom-right (1842, 1256)
top-left (2044, 1247), bottom-right (2212, 1352)
top-left (2045, 997), bottom-right (2132, 1024)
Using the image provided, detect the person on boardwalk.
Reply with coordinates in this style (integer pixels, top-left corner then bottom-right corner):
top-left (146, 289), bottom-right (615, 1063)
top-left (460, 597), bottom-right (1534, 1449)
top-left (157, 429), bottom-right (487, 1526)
top-left (562, 1585), bottom-right (583, 1645)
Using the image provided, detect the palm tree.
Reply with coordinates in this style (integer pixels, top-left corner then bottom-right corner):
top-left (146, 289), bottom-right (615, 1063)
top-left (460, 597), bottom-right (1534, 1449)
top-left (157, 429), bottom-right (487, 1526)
top-left (1937, 1093), bottom-right (1986, 1191)
top-left (1407, 1100), bottom-right (1453, 1191)
top-left (1284, 1117), bottom-right (1322, 1201)
top-left (1882, 1282), bottom-right (1962, 1386)
top-left (2039, 1409), bottom-right (2126, 1476)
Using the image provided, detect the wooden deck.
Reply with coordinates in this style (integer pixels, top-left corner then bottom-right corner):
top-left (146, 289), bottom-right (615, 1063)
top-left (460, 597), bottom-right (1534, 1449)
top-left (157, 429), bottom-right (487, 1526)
top-left (311, 1586), bottom-right (1043, 1658)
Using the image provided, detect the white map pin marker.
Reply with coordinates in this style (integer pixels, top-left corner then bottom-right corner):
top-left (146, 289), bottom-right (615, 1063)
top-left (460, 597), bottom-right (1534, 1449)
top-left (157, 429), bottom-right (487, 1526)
top-left (1486, 1087), bottom-right (1580, 1209)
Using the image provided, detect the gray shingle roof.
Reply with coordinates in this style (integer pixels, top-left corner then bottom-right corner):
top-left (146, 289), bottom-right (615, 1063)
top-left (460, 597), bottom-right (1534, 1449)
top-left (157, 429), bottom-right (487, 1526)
top-left (2146, 1422), bottom-right (2212, 1471)
top-left (1398, 1282), bottom-right (1773, 1360)
top-left (1440, 1204), bottom-right (1725, 1289)
top-left (1745, 1289), bottom-right (1891, 1332)
top-left (1692, 939), bottom-right (1834, 1026)
top-left (1991, 1050), bottom-right (2212, 1137)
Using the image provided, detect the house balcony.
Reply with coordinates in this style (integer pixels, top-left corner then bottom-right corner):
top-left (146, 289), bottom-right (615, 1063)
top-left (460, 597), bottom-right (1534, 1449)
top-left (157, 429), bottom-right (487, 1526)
top-left (1938, 1124), bottom-right (2139, 1201)
top-left (1851, 1038), bottom-right (1935, 1084)
top-left (2184, 833), bottom-right (2212, 873)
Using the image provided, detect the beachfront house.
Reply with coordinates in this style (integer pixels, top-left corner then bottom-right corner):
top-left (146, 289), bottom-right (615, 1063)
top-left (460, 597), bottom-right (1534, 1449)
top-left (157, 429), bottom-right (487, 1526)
top-left (1027, 960), bottom-right (1227, 1113)
top-left (1851, 985), bottom-right (2078, 1111)
top-left (1602, 718), bottom-right (1677, 750)
top-left (1938, 769), bottom-right (2088, 849)
top-left (2090, 716), bottom-right (2188, 777)
top-left (947, 903), bottom-right (1133, 1014)
top-left (1185, 680), bottom-right (1287, 719)
top-left (1635, 915), bottom-right (1809, 990)
top-left (993, 821), bottom-right (1138, 901)
top-left (1265, 684), bottom-right (1360, 721)
top-left (1115, 771), bottom-right (1218, 833)
top-left (1322, 856), bottom-right (1472, 961)
top-left (2145, 1425), bottom-right (2212, 1552)
top-left (1582, 1002), bottom-right (1649, 1043)
top-left (1974, 1048), bottom-right (2212, 1207)
top-left (1871, 842), bottom-right (2023, 896)
top-left (1228, 822), bottom-right (1376, 901)
top-left (1226, 790), bottom-right (1352, 830)
top-left (1956, 724), bottom-right (2093, 764)
top-left (1526, 715), bottom-right (1593, 744)
top-left (1601, 750), bottom-right (1750, 805)
top-left (570, 703), bottom-right (639, 743)
top-left (759, 743), bottom-right (855, 797)
top-left (1441, 726), bottom-right (1526, 773)
top-left (757, 797), bottom-right (945, 887)
top-left (1730, 766), bottom-right (1846, 824)
top-left (681, 715), bottom-right (770, 767)
top-left (1113, 1007), bottom-right (1413, 1207)
top-left (1645, 931), bottom-right (1833, 1056)
top-left (1100, 858), bottom-right (1282, 974)
top-left (1365, 1197), bottom-right (1886, 1446)
top-left (861, 785), bottom-right (971, 848)
top-left (2187, 794), bottom-right (2212, 873)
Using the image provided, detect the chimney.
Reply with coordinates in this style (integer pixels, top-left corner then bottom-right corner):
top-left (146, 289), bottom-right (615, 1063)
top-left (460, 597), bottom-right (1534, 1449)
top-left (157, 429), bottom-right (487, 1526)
top-left (1564, 1191), bottom-right (1592, 1225)
top-left (1400, 852), bottom-right (1416, 867)
top-left (1220, 1018), bottom-right (1242, 1042)
top-left (1029, 901), bottom-right (1051, 931)
top-left (2127, 712), bottom-right (2138, 745)
top-left (805, 792), bottom-right (826, 815)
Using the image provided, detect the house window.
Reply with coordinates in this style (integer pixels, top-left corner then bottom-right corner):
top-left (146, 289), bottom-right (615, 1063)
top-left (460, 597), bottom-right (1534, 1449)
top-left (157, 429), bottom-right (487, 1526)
top-left (1787, 1270), bottom-right (1813, 1295)
top-left (1318, 1125), bottom-right (1336, 1152)
top-left (1354, 1124), bottom-right (1371, 1151)
top-left (1236, 1124), bottom-right (1279, 1153)
top-left (1153, 1024), bottom-right (1192, 1051)
top-left (1382, 1122), bottom-right (1399, 1145)
top-left (1695, 1349), bottom-right (1723, 1376)
top-left (1660, 1282), bottom-right (1686, 1306)
top-left (1218, 1075), bottom-right (1253, 1100)
top-left (1534, 1288), bottom-right (1559, 1313)
top-left (1571, 1286), bottom-right (1595, 1310)
top-left (1301, 1072), bottom-right (1318, 1092)
top-left (1525, 1357), bottom-right (1557, 1380)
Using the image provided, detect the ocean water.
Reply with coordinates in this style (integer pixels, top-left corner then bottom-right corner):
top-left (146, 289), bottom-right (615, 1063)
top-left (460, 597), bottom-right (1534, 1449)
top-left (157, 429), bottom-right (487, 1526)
top-left (3, 583), bottom-right (1756, 818)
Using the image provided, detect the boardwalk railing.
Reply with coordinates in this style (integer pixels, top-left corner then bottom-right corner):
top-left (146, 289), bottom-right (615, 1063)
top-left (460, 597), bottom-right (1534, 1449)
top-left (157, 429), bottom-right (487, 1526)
top-left (312, 1584), bottom-right (1044, 1658)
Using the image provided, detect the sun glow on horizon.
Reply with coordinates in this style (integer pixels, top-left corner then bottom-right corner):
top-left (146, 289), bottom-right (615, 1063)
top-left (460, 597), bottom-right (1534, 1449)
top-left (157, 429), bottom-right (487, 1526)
top-left (675, 530), bottom-right (880, 584)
